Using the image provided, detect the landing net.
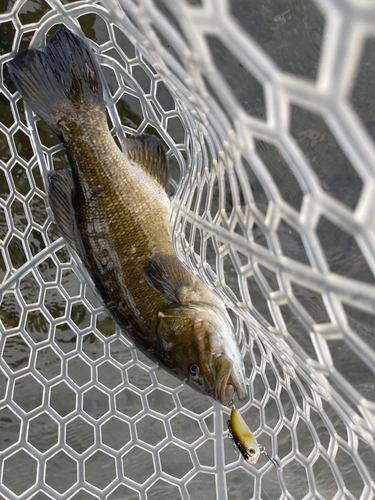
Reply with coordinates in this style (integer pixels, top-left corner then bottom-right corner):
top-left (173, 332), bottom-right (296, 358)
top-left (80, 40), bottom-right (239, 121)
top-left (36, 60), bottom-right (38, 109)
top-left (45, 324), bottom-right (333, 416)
top-left (0, 0), bottom-right (374, 499)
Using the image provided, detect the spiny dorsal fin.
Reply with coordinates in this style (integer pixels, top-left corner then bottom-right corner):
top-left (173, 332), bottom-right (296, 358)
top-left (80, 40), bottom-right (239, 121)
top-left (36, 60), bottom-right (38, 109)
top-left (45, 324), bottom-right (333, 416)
top-left (143, 254), bottom-right (193, 303)
top-left (125, 133), bottom-right (169, 194)
top-left (48, 169), bottom-right (86, 260)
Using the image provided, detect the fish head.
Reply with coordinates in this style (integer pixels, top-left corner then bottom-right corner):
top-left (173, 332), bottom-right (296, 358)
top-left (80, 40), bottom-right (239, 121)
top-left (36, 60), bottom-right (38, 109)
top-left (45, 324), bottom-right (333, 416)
top-left (156, 302), bottom-right (247, 406)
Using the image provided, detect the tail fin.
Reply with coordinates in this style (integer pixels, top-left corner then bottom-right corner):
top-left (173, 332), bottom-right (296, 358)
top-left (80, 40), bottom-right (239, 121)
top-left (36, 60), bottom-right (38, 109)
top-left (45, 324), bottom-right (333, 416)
top-left (7, 27), bottom-right (104, 137)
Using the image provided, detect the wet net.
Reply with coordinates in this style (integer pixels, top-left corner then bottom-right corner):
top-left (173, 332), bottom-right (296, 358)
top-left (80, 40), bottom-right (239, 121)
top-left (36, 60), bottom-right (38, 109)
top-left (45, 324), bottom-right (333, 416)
top-left (1, 0), bottom-right (375, 498)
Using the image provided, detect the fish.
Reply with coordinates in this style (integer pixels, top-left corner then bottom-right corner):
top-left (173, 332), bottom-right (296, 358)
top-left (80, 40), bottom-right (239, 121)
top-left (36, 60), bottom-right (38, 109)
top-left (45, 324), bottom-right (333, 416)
top-left (7, 27), bottom-right (247, 406)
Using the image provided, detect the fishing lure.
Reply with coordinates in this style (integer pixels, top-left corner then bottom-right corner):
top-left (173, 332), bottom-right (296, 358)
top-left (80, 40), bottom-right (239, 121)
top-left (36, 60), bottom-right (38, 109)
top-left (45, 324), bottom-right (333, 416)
top-left (227, 408), bottom-right (280, 467)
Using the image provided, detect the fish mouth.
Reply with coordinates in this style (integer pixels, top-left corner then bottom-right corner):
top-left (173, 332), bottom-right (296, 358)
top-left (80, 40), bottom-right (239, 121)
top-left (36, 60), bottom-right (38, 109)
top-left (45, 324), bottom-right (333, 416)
top-left (211, 355), bottom-right (247, 406)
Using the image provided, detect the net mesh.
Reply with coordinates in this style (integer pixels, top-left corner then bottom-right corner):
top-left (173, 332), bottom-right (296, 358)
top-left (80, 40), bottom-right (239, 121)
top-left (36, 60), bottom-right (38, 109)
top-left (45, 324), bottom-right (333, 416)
top-left (0, 0), bottom-right (375, 498)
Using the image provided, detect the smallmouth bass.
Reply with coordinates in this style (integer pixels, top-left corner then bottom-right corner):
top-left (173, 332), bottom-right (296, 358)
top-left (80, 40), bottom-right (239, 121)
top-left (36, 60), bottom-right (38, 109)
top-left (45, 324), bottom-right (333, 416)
top-left (8, 27), bottom-right (247, 406)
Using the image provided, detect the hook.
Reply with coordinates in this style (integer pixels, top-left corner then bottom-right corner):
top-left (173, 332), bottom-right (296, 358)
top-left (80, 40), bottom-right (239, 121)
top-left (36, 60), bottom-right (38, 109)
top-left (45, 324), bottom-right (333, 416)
top-left (258, 444), bottom-right (281, 468)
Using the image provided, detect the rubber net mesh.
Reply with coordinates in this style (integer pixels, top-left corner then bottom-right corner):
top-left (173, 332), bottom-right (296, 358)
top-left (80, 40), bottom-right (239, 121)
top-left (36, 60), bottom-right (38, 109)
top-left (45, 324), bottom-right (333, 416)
top-left (0, 0), bottom-right (375, 498)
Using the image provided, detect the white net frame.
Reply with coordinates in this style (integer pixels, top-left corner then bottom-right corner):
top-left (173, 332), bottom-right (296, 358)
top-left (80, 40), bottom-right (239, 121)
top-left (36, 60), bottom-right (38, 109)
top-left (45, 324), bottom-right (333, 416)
top-left (0, 0), bottom-right (375, 499)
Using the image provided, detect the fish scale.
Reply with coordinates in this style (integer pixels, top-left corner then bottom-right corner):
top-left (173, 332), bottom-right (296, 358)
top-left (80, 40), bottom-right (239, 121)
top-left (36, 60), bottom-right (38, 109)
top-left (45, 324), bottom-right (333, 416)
top-left (63, 111), bottom-right (172, 341)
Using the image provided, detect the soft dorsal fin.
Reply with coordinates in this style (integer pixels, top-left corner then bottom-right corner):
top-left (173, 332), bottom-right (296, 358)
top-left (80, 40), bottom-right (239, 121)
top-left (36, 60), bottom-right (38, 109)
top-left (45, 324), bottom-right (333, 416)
top-left (48, 169), bottom-right (86, 260)
top-left (143, 254), bottom-right (194, 303)
top-left (125, 133), bottom-right (169, 194)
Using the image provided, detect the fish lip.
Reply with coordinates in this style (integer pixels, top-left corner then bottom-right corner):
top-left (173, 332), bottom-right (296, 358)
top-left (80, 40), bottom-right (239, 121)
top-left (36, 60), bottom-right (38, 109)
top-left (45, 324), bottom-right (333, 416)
top-left (220, 376), bottom-right (247, 406)
top-left (210, 354), bottom-right (248, 406)
top-left (228, 372), bottom-right (247, 402)
top-left (210, 354), bottom-right (232, 405)
top-left (216, 371), bottom-right (233, 406)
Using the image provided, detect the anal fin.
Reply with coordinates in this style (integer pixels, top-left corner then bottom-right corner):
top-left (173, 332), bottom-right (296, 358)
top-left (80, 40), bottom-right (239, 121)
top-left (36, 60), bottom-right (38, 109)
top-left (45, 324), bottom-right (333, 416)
top-left (48, 170), bottom-right (85, 260)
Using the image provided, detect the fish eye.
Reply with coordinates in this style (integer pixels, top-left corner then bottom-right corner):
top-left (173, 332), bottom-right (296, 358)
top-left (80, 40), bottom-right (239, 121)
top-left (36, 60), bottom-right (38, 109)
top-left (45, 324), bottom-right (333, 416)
top-left (187, 363), bottom-right (200, 377)
top-left (248, 448), bottom-right (255, 456)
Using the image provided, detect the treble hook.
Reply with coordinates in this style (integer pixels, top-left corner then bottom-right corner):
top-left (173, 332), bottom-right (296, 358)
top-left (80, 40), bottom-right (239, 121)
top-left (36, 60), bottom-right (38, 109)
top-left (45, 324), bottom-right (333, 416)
top-left (259, 444), bottom-right (281, 468)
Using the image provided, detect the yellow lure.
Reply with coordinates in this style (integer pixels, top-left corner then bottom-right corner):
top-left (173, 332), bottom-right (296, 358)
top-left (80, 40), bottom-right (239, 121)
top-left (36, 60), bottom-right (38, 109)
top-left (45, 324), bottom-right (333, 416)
top-left (227, 408), bottom-right (260, 464)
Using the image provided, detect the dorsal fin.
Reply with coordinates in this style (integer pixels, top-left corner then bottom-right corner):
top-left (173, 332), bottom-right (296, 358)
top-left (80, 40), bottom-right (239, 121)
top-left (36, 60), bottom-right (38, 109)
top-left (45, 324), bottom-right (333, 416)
top-left (125, 133), bottom-right (169, 194)
top-left (143, 254), bottom-right (193, 303)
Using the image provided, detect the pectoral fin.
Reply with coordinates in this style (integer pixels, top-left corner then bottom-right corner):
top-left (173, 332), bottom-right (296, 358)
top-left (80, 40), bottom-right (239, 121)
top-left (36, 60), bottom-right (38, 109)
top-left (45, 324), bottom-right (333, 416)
top-left (125, 133), bottom-right (169, 194)
top-left (143, 254), bottom-right (193, 303)
top-left (48, 170), bottom-right (85, 260)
